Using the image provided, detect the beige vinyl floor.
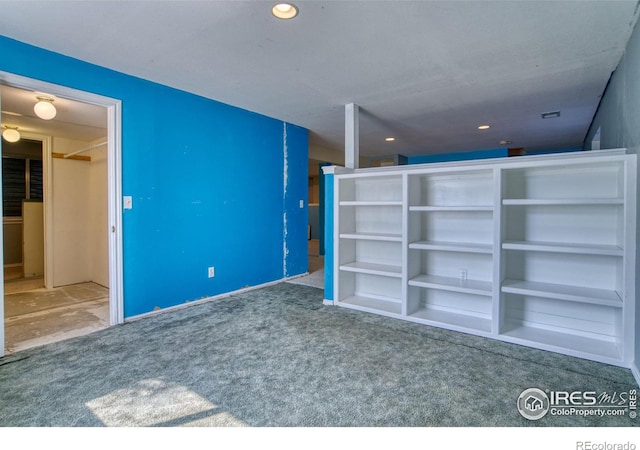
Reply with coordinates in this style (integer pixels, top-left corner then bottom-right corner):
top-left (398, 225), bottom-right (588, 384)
top-left (3, 272), bottom-right (109, 354)
top-left (2, 239), bottom-right (324, 355)
top-left (288, 239), bottom-right (325, 289)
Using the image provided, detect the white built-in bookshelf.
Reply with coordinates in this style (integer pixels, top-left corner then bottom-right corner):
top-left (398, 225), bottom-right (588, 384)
top-left (329, 149), bottom-right (636, 367)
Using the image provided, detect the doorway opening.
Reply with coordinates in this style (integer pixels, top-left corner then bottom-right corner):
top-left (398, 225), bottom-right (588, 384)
top-left (288, 159), bottom-right (326, 290)
top-left (0, 74), bottom-right (123, 357)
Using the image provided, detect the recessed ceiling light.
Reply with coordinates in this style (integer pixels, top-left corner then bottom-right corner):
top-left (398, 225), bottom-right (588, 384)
top-left (478, 125), bottom-right (491, 130)
top-left (541, 110), bottom-right (561, 119)
top-left (385, 137), bottom-right (395, 142)
top-left (272, 3), bottom-right (298, 19)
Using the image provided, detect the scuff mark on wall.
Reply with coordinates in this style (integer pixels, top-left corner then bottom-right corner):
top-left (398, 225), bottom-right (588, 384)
top-left (282, 122), bottom-right (289, 277)
top-left (283, 211), bottom-right (289, 277)
top-left (283, 122), bottom-right (289, 197)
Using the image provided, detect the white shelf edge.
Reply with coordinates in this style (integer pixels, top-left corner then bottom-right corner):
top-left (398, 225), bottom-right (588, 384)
top-left (409, 205), bottom-right (494, 212)
top-left (502, 240), bottom-right (623, 256)
top-left (340, 261), bottom-right (403, 278)
top-left (409, 240), bottom-right (493, 254)
top-left (409, 274), bottom-right (492, 297)
top-left (407, 308), bottom-right (492, 334)
top-left (338, 295), bottom-right (403, 315)
top-left (340, 200), bottom-right (403, 206)
top-left (499, 325), bottom-right (622, 364)
top-left (501, 279), bottom-right (623, 308)
top-left (340, 232), bottom-right (403, 242)
top-left (502, 198), bottom-right (624, 206)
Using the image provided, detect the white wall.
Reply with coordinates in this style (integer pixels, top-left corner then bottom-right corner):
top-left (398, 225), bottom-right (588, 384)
top-left (585, 17), bottom-right (640, 376)
top-left (22, 201), bottom-right (43, 277)
top-left (52, 137), bottom-right (91, 286)
top-left (3, 220), bottom-right (22, 265)
top-left (309, 143), bottom-right (344, 166)
top-left (309, 142), bottom-right (368, 167)
top-left (88, 138), bottom-right (109, 287)
top-left (52, 136), bottom-right (108, 287)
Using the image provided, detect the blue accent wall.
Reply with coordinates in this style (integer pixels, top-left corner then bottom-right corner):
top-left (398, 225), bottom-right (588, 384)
top-left (526, 148), bottom-right (582, 155)
top-left (0, 35), bottom-right (308, 317)
top-left (323, 173), bottom-right (334, 301)
top-left (408, 147), bottom-right (582, 165)
top-left (318, 162), bottom-right (332, 256)
top-left (408, 148), bottom-right (508, 164)
top-left (283, 123), bottom-right (309, 278)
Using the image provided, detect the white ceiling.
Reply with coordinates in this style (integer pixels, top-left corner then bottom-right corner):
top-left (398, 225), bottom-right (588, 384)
top-left (1, 85), bottom-right (107, 141)
top-left (0, 1), bottom-right (639, 157)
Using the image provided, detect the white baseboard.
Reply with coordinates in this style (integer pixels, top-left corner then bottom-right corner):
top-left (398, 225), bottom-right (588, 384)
top-left (285, 272), bottom-right (310, 280)
top-left (323, 299), bottom-right (334, 306)
top-left (126, 275), bottom-right (303, 322)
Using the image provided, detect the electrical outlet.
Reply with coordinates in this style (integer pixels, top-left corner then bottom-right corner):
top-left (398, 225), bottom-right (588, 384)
top-left (208, 267), bottom-right (215, 278)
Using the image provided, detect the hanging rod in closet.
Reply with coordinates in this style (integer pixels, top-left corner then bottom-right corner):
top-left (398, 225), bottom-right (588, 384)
top-left (62, 141), bottom-right (107, 158)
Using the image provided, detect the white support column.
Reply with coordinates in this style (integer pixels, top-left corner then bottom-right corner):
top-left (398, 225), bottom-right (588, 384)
top-left (345, 103), bottom-right (359, 169)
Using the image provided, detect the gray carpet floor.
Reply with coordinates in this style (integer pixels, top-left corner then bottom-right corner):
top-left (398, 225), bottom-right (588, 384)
top-left (0, 282), bottom-right (638, 427)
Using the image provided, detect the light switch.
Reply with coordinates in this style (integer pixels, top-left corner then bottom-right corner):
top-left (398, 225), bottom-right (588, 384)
top-left (123, 196), bottom-right (133, 210)
top-left (299, 199), bottom-right (304, 208)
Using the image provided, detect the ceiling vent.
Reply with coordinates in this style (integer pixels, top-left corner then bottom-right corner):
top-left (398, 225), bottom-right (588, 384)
top-left (541, 110), bottom-right (561, 119)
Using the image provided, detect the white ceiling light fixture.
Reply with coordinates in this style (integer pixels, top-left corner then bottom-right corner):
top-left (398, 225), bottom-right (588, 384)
top-left (2, 126), bottom-right (21, 143)
top-left (34, 96), bottom-right (57, 120)
top-left (272, 2), bottom-right (298, 19)
top-left (477, 125), bottom-right (491, 130)
top-left (385, 137), bottom-right (395, 142)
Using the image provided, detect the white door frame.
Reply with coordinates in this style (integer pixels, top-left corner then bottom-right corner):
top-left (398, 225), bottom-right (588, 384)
top-left (0, 79), bottom-right (3, 356)
top-left (0, 72), bottom-right (124, 358)
top-left (16, 131), bottom-right (52, 288)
